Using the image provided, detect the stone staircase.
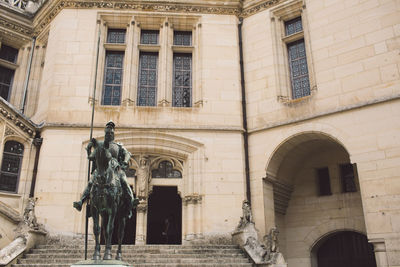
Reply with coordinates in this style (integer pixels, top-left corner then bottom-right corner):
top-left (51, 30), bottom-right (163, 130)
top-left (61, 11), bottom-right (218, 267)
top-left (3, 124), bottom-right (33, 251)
top-left (12, 243), bottom-right (253, 267)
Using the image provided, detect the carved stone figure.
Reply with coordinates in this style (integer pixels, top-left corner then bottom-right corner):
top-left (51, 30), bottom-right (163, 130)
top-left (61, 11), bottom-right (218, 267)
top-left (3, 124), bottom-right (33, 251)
top-left (137, 156), bottom-right (150, 198)
top-left (73, 121), bottom-right (139, 261)
top-left (264, 227), bottom-right (279, 253)
top-left (23, 197), bottom-right (38, 229)
top-left (236, 200), bottom-right (254, 230)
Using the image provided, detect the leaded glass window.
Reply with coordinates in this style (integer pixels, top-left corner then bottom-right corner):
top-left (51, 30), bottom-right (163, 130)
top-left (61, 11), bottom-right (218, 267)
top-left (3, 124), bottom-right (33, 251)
top-left (340, 164), bottom-right (357, 193)
top-left (152, 161), bottom-right (182, 178)
top-left (137, 52), bottom-right (158, 106)
top-left (173, 53), bottom-right (192, 107)
top-left (285, 17), bottom-right (303, 36)
top-left (173, 31), bottom-right (192, 46)
top-left (287, 39), bottom-right (310, 99)
top-left (102, 51), bottom-right (124, 105)
top-left (0, 141), bottom-right (24, 193)
top-left (140, 30), bottom-right (159, 45)
top-left (107, 29), bottom-right (126, 44)
top-left (0, 66), bottom-right (14, 101)
top-left (0, 45), bottom-right (18, 102)
top-left (0, 45), bottom-right (18, 63)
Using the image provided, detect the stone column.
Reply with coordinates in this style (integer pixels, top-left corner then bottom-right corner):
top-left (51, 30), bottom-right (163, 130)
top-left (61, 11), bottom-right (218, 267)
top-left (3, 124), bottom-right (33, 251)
top-left (195, 196), bottom-right (202, 239)
top-left (135, 200), bottom-right (147, 245)
top-left (183, 194), bottom-right (202, 242)
top-left (183, 196), bottom-right (195, 241)
top-left (369, 238), bottom-right (388, 267)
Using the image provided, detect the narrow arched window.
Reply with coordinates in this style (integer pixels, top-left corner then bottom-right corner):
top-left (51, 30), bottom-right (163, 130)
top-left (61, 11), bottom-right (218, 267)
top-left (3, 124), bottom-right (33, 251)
top-left (0, 141), bottom-right (24, 193)
top-left (152, 161), bottom-right (182, 178)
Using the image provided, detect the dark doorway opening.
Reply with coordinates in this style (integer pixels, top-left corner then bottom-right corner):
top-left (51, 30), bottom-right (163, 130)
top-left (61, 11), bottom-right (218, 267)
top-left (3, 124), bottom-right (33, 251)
top-left (101, 187), bottom-right (137, 245)
top-left (316, 231), bottom-right (376, 267)
top-left (147, 186), bottom-right (182, 244)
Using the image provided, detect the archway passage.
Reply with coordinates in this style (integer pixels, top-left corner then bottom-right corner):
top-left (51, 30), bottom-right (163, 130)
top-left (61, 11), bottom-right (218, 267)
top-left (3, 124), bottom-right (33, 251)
top-left (316, 231), bottom-right (376, 267)
top-left (147, 186), bottom-right (182, 244)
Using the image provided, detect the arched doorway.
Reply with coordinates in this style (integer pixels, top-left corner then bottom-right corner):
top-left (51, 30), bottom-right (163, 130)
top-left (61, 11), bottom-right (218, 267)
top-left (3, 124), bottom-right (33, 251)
top-left (313, 231), bottom-right (376, 267)
top-left (147, 186), bottom-right (182, 244)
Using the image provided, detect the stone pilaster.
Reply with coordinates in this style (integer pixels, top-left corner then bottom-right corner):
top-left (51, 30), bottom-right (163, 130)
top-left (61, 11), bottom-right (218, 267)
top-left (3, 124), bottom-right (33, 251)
top-left (135, 200), bottom-right (147, 245)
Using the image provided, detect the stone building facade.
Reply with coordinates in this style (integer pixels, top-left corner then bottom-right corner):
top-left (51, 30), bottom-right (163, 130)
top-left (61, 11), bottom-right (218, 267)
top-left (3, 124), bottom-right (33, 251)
top-left (0, 0), bottom-right (399, 266)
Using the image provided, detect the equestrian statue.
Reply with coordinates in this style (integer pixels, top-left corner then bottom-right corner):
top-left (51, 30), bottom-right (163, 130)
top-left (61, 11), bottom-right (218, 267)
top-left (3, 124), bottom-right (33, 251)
top-left (73, 121), bottom-right (138, 261)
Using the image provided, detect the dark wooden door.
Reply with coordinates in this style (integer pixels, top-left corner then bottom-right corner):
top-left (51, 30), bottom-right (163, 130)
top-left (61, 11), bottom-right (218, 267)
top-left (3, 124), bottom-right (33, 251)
top-left (147, 186), bottom-right (182, 244)
top-left (317, 231), bottom-right (376, 267)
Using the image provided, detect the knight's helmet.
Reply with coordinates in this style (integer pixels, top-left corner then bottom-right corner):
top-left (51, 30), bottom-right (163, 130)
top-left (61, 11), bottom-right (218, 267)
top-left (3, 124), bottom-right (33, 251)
top-left (105, 120), bottom-right (115, 130)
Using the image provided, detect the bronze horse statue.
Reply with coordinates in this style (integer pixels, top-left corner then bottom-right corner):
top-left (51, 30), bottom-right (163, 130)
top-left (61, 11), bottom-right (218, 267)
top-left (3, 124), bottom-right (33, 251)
top-left (88, 138), bottom-right (131, 260)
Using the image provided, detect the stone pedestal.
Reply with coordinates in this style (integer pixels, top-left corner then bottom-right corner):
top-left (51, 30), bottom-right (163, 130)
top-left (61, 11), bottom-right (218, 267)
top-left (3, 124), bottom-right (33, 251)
top-left (232, 223), bottom-right (287, 267)
top-left (232, 223), bottom-right (258, 248)
top-left (71, 259), bottom-right (131, 267)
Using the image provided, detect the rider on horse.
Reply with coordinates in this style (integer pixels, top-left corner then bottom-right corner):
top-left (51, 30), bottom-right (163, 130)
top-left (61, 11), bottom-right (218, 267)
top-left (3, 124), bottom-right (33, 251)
top-left (73, 121), bottom-right (136, 218)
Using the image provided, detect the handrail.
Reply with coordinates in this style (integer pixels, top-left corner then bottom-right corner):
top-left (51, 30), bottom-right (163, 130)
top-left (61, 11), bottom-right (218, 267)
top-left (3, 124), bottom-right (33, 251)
top-left (0, 237), bottom-right (26, 267)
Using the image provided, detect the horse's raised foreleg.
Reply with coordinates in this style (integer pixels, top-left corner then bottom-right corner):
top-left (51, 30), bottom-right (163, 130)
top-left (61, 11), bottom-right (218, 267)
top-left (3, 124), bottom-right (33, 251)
top-left (103, 211), bottom-right (116, 260)
top-left (116, 215), bottom-right (126, 261)
top-left (92, 208), bottom-right (101, 260)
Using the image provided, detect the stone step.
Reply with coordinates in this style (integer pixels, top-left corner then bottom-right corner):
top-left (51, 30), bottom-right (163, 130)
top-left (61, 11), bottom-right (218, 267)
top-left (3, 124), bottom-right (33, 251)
top-left (30, 248), bottom-right (242, 254)
top-left (25, 252), bottom-right (246, 259)
top-left (13, 264), bottom-right (253, 267)
top-left (18, 258), bottom-right (250, 264)
top-left (13, 241), bottom-right (252, 267)
top-left (37, 244), bottom-right (239, 249)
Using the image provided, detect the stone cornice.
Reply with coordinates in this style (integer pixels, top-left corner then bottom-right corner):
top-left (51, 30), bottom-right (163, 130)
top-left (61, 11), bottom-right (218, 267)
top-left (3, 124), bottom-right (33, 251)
top-left (0, 98), bottom-right (38, 138)
top-left (241, 0), bottom-right (283, 17)
top-left (1, 0), bottom-right (287, 38)
top-left (0, 14), bottom-right (33, 40)
top-left (33, 0), bottom-right (241, 35)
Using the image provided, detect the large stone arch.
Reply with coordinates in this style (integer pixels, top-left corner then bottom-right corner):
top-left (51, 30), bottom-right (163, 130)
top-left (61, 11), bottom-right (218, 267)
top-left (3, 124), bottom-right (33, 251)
top-left (265, 129), bottom-right (350, 178)
top-left (260, 127), bottom-right (367, 266)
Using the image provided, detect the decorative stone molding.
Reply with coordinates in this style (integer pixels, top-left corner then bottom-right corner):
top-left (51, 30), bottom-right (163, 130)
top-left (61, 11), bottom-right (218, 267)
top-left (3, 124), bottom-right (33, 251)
top-left (33, 0), bottom-right (239, 35)
top-left (183, 194), bottom-right (202, 205)
top-left (0, 107), bottom-right (35, 137)
top-left (136, 201), bottom-right (147, 213)
top-left (4, 126), bottom-right (17, 136)
top-left (242, 0), bottom-right (285, 17)
top-left (0, 17), bottom-right (32, 37)
top-left (3, 0), bottom-right (287, 39)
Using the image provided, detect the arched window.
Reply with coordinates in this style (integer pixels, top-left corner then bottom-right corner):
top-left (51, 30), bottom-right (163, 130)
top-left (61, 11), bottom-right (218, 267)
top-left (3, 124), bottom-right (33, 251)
top-left (152, 161), bottom-right (182, 178)
top-left (0, 141), bottom-right (24, 193)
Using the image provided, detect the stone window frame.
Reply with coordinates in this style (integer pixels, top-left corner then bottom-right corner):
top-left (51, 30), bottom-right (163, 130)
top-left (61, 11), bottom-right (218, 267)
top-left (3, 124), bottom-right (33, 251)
top-left (270, 0), bottom-right (316, 103)
top-left (0, 42), bottom-right (20, 103)
top-left (0, 140), bottom-right (24, 194)
top-left (91, 13), bottom-right (132, 107)
top-left (339, 163), bottom-right (358, 193)
top-left (134, 15), bottom-right (201, 107)
top-left (90, 13), bottom-right (202, 108)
